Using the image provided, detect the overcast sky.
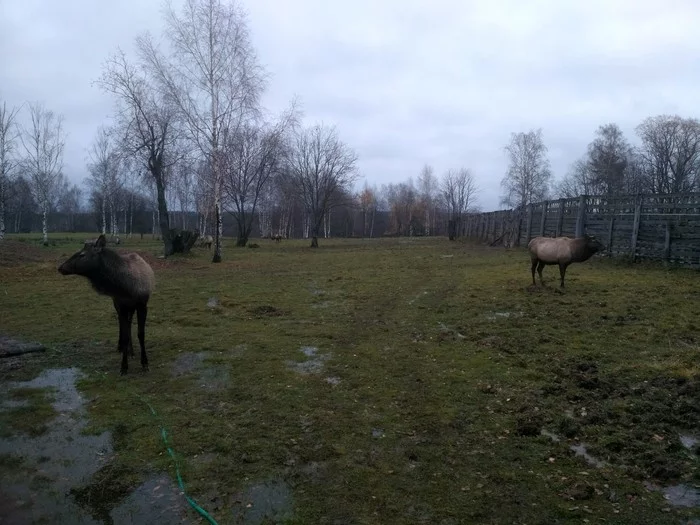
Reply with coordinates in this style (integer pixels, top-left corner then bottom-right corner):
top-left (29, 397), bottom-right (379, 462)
top-left (2, 0), bottom-right (699, 210)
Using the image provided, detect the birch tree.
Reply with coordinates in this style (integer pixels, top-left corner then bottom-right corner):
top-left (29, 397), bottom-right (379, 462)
top-left (0, 100), bottom-right (21, 241)
top-left (20, 102), bottom-right (65, 245)
top-left (442, 168), bottom-right (479, 240)
top-left (288, 123), bottom-right (358, 248)
top-left (500, 128), bottom-right (552, 209)
top-left (222, 105), bottom-right (298, 246)
top-left (140, 0), bottom-right (266, 262)
top-left (98, 48), bottom-right (179, 255)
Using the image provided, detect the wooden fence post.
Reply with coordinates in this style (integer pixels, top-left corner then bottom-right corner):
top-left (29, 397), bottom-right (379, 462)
top-left (664, 220), bottom-right (671, 264)
top-left (540, 201), bottom-right (548, 236)
top-left (630, 195), bottom-right (643, 261)
top-left (525, 203), bottom-right (533, 242)
top-left (575, 195), bottom-right (586, 237)
top-left (555, 199), bottom-right (565, 236)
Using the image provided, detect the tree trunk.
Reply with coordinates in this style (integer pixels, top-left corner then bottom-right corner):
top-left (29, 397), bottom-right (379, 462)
top-left (0, 185), bottom-right (5, 241)
top-left (213, 195), bottom-right (222, 263)
top-left (154, 176), bottom-right (173, 256)
top-left (42, 205), bottom-right (48, 246)
top-left (152, 210), bottom-right (157, 239)
top-left (101, 198), bottom-right (107, 235)
top-left (129, 195), bottom-right (134, 238)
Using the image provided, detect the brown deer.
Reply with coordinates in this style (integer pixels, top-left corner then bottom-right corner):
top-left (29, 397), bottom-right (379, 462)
top-left (528, 234), bottom-right (604, 288)
top-left (58, 234), bottom-right (155, 374)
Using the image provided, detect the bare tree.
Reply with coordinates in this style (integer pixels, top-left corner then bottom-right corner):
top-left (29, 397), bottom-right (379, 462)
top-left (635, 115), bottom-right (700, 194)
top-left (19, 102), bottom-right (65, 245)
top-left (587, 123), bottom-right (633, 195)
top-left (555, 157), bottom-right (594, 199)
top-left (442, 168), bottom-right (479, 240)
top-left (56, 181), bottom-right (82, 232)
top-left (97, 49), bottom-right (179, 255)
top-left (86, 125), bottom-right (121, 235)
top-left (0, 99), bottom-right (21, 240)
top-left (358, 182), bottom-right (378, 238)
top-left (288, 123), bottom-right (358, 247)
top-left (222, 104), bottom-right (299, 246)
top-left (418, 164), bottom-right (439, 236)
top-left (500, 128), bottom-right (552, 209)
top-left (140, 0), bottom-right (266, 262)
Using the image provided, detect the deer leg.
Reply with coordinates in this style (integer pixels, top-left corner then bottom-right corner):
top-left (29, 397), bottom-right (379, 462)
top-left (127, 309), bottom-right (135, 357)
top-left (530, 259), bottom-right (538, 285)
top-left (117, 306), bottom-right (129, 375)
top-left (113, 299), bottom-right (122, 353)
top-left (559, 263), bottom-right (567, 288)
top-left (537, 261), bottom-right (546, 285)
top-left (136, 303), bottom-right (149, 371)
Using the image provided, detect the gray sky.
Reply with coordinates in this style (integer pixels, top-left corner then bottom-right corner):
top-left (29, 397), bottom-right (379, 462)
top-left (2, 0), bottom-right (699, 211)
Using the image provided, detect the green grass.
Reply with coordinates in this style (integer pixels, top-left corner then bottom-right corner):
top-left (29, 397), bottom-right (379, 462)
top-left (1, 232), bottom-right (700, 524)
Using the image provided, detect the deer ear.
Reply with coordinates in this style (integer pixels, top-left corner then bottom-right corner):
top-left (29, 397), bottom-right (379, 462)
top-left (95, 235), bottom-right (107, 248)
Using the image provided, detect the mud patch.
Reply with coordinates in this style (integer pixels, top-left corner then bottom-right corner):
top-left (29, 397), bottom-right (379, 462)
top-left (286, 346), bottom-right (331, 375)
top-left (231, 479), bottom-right (293, 524)
top-left (249, 305), bottom-right (283, 317)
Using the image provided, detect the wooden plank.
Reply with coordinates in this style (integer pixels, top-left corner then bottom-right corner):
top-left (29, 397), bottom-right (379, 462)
top-left (631, 196), bottom-right (642, 261)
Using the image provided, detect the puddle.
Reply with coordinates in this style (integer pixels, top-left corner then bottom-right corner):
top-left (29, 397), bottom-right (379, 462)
top-left (207, 297), bottom-right (219, 308)
top-left (311, 301), bottom-right (333, 309)
top-left (0, 334), bottom-right (46, 357)
top-left (570, 443), bottom-right (607, 468)
top-left (110, 474), bottom-right (191, 524)
top-left (171, 351), bottom-right (230, 390)
top-left (0, 367), bottom-right (194, 524)
top-left (540, 429), bottom-right (561, 442)
top-left (485, 311), bottom-right (523, 321)
top-left (372, 428), bottom-right (385, 439)
top-left (231, 479), bottom-right (293, 524)
top-left (680, 434), bottom-right (698, 450)
top-left (325, 376), bottom-right (341, 385)
top-left (438, 322), bottom-right (466, 339)
top-left (645, 482), bottom-right (700, 508)
top-left (540, 430), bottom-right (606, 468)
top-left (0, 368), bottom-right (110, 524)
top-left (408, 291), bottom-right (428, 305)
top-left (287, 346), bottom-right (331, 376)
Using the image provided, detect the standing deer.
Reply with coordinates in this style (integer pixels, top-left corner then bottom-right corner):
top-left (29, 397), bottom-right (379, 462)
top-left (528, 234), bottom-right (605, 288)
top-left (58, 234), bottom-right (155, 374)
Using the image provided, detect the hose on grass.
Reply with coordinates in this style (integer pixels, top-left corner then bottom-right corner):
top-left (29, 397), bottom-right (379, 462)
top-left (143, 399), bottom-right (219, 525)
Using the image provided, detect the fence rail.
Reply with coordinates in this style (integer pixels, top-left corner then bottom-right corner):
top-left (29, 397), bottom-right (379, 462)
top-left (462, 192), bottom-right (700, 267)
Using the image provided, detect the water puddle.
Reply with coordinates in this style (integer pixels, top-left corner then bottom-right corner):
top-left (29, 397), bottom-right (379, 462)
top-left (570, 443), bottom-right (607, 468)
top-left (680, 434), bottom-right (698, 451)
top-left (0, 368), bottom-right (110, 524)
top-left (408, 291), bottom-right (428, 305)
top-left (231, 479), bottom-right (293, 524)
top-left (207, 297), bottom-right (219, 308)
top-left (438, 322), bottom-right (466, 339)
top-left (287, 346), bottom-right (331, 375)
top-left (171, 351), bottom-right (230, 390)
top-left (0, 334), bottom-right (46, 357)
top-left (540, 429), bottom-right (606, 468)
top-left (0, 367), bottom-right (194, 524)
top-left (645, 482), bottom-right (700, 508)
top-left (485, 311), bottom-right (523, 321)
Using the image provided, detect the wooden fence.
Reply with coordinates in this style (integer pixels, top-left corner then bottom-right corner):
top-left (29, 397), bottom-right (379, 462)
top-left (462, 192), bottom-right (700, 267)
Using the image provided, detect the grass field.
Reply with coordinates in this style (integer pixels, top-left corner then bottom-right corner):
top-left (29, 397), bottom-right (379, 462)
top-left (1, 233), bottom-right (699, 524)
